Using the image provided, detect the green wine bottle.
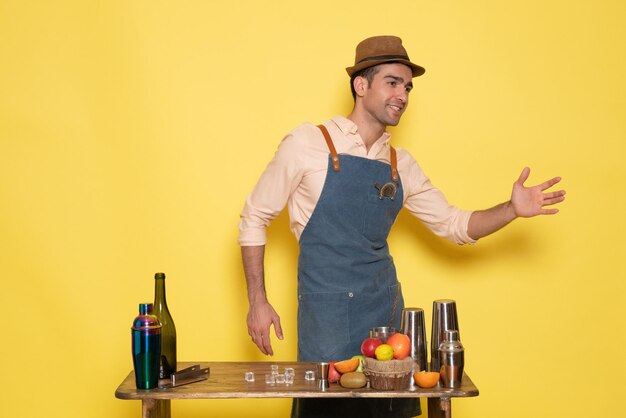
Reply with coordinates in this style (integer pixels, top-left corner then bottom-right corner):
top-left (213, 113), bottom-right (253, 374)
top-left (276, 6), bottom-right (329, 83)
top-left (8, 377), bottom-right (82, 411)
top-left (153, 272), bottom-right (177, 379)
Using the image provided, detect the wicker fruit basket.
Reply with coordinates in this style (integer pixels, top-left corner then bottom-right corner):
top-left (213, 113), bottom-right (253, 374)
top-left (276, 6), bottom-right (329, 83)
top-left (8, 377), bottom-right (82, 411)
top-left (363, 357), bottom-right (414, 390)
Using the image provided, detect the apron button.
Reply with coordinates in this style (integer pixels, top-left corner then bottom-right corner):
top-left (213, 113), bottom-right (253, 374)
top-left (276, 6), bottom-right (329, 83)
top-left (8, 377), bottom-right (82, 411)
top-left (348, 292), bottom-right (354, 298)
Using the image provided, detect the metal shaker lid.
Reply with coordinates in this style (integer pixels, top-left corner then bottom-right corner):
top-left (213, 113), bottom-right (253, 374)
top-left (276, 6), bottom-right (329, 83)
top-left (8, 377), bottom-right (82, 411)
top-left (132, 303), bottom-right (162, 331)
top-left (439, 330), bottom-right (463, 352)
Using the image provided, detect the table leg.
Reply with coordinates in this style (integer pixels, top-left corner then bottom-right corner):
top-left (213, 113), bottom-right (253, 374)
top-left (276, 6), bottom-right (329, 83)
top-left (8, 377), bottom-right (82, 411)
top-left (142, 399), bottom-right (171, 418)
top-left (427, 397), bottom-right (451, 418)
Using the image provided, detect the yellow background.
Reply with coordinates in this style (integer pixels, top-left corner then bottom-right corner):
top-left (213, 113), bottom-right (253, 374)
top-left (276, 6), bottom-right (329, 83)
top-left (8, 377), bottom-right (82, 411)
top-left (1, 1), bottom-right (625, 417)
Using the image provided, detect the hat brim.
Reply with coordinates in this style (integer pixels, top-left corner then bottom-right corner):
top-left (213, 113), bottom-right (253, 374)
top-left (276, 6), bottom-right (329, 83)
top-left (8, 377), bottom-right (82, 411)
top-left (346, 59), bottom-right (425, 78)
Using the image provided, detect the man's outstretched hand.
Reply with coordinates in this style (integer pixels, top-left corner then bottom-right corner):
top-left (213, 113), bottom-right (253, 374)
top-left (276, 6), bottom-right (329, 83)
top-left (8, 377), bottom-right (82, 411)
top-left (511, 167), bottom-right (566, 218)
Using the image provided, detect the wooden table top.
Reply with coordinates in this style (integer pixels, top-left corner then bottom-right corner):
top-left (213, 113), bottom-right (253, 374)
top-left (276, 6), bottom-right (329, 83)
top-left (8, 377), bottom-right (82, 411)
top-left (115, 361), bottom-right (479, 400)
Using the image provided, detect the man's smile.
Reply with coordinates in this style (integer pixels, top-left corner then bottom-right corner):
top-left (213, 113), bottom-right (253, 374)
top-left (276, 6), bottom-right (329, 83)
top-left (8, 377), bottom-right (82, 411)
top-left (388, 103), bottom-right (405, 114)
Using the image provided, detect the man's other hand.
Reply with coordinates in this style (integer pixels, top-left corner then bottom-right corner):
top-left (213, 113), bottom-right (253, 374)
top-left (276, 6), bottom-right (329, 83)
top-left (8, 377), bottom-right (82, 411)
top-left (247, 301), bottom-right (283, 356)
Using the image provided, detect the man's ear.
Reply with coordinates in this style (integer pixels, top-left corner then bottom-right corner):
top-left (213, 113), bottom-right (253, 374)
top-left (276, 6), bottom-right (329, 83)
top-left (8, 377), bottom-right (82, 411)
top-left (353, 76), bottom-right (368, 98)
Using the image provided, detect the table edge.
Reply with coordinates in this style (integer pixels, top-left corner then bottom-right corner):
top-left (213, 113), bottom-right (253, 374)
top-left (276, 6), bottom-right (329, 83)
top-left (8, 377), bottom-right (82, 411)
top-left (115, 361), bottom-right (479, 401)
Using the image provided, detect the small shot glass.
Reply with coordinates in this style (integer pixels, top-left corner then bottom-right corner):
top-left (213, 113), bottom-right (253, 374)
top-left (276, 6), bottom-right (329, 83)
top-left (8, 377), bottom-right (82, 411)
top-left (284, 367), bottom-right (295, 377)
top-left (265, 374), bottom-right (276, 384)
top-left (244, 371), bottom-right (255, 382)
top-left (304, 370), bottom-right (315, 381)
top-left (275, 373), bottom-right (286, 384)
top-left (270, 364), bottom-right (279, 375)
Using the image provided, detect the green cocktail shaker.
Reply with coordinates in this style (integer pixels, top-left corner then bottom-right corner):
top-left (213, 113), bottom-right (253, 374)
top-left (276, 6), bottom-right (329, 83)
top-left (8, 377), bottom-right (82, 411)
top-left (131, 303), bottom-right (162, 389)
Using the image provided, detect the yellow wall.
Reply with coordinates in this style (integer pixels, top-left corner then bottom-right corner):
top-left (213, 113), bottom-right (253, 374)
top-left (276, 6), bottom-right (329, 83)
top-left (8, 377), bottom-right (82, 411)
top-left (1, 1), bottom-right (624, 417)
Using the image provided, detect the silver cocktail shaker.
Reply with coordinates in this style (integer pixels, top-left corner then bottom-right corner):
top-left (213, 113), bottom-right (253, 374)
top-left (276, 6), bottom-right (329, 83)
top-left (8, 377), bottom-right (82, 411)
top-left (430, 299), bottom-right (460, 372)
top-left (400, 308), bottom-right (428, 373)
top-left (439, 330), bottom-right (464, 388)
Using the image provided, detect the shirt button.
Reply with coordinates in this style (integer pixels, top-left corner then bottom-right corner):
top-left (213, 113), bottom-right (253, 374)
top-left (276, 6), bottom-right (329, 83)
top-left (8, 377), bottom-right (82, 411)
top-left (348, 292), bottom-right (354, 298)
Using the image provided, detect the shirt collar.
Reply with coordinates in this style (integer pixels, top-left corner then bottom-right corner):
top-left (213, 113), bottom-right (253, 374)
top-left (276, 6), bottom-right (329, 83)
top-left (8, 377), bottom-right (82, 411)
top-left (330, 115), bottom-right (392, 146)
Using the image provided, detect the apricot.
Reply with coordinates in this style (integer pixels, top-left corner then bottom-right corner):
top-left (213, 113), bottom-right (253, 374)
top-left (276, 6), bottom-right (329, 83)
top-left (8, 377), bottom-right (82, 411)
top-left (413, 371), bottom-right (440, 388)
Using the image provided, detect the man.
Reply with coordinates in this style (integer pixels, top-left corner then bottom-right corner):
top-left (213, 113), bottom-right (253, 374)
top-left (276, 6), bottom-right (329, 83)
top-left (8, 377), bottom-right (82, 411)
top-left (238, 36), bottom-right (565, 417)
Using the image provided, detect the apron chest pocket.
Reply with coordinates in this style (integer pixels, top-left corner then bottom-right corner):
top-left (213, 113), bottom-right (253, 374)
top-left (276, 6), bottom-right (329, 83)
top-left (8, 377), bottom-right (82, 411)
top-left (361, 194), bottom-right (400, 245)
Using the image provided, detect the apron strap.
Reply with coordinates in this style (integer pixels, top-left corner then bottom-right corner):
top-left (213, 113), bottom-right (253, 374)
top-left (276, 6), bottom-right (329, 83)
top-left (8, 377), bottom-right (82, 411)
top-left (317, 124), bottom-right (399, 182)
top-left (317, 124), bottom-right (340, 172)
top-left (390, 146), bottom-right (399, 183)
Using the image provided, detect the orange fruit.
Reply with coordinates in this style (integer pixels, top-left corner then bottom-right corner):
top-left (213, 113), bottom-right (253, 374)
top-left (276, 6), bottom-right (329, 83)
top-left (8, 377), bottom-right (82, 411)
top-left (351, 355), bottom-right (365, 372)
top-left (387, 333), bottom-right (411, 360)
top-left (374, 344), bottom-right (394, 361)
top-left (413, 371), bottom-right (440, 388)
top-left (334, 357), bottom-right (359, 373)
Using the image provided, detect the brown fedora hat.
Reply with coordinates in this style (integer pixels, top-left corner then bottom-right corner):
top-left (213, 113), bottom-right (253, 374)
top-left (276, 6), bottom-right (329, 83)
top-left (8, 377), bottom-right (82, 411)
top-left (346, 35), bottom-right (425, 78)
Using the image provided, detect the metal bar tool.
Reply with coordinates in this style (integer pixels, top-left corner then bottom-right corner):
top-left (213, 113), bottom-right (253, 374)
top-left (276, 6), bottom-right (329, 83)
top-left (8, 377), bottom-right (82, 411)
top-left (158, 364), bottom-right (210, 388)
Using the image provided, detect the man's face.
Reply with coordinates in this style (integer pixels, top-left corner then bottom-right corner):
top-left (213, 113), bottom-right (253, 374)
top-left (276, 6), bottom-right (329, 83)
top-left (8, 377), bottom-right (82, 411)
top-left (357, 63), bottom-right (413, 127)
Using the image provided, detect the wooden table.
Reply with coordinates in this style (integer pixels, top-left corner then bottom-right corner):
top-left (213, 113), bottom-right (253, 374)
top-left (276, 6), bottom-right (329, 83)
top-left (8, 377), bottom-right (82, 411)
top-left (115, 362), bottom-right (479, 418)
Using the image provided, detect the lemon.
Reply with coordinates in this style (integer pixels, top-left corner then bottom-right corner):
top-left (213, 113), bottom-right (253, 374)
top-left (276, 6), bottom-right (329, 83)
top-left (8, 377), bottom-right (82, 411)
top-left (374, 344), bottom-right (394, 361)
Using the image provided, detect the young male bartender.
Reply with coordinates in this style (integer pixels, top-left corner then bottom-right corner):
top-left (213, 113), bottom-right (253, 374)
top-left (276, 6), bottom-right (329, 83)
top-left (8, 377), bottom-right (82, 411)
top-left (238, 36), bottom-right (565, 418)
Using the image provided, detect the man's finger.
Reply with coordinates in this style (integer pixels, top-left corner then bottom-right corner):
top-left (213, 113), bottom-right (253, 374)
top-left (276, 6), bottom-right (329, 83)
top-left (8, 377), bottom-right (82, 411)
top-left (261, 342), bottom-right (271, 356)
top-left (273, 318), bottom-right (284, 340)
top-left (261, 335), bottom-right (274, 356)
top-left (543, 195), bottom-right (566, 206)
top-left (250, 331), bottom-right (269, 355)
top-left (255, 340), bottom-right (267, 355)
top-left (544, 190), bottom-right (566, 199)
top-left (540, 176), bottom-right (562, 190)
top-left (541, 208), bottom-right (559, 215)
top-left (517, 167), bottom-right (531, 185)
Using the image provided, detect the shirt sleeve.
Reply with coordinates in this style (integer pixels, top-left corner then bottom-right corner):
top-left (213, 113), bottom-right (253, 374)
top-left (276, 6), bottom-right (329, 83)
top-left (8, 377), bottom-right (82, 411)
top-left (402, 154), bottom-right (476, 245)
top-left (238, 132), bottom-right (305, 246)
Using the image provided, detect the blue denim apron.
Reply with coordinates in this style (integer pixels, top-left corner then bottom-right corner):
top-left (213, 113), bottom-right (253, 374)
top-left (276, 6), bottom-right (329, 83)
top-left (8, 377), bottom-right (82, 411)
top-left (292, 125), bottom-right (420, 418)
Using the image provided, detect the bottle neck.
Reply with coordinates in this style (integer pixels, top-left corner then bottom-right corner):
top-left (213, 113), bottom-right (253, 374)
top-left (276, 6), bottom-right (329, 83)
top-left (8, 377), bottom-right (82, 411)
top-left (154, 278), bottom-right (168, 308)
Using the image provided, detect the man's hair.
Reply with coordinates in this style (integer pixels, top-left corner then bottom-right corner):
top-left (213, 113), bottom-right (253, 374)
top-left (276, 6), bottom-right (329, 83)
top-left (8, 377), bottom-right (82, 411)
top-left (350, 65), bottom-right (382, 100)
